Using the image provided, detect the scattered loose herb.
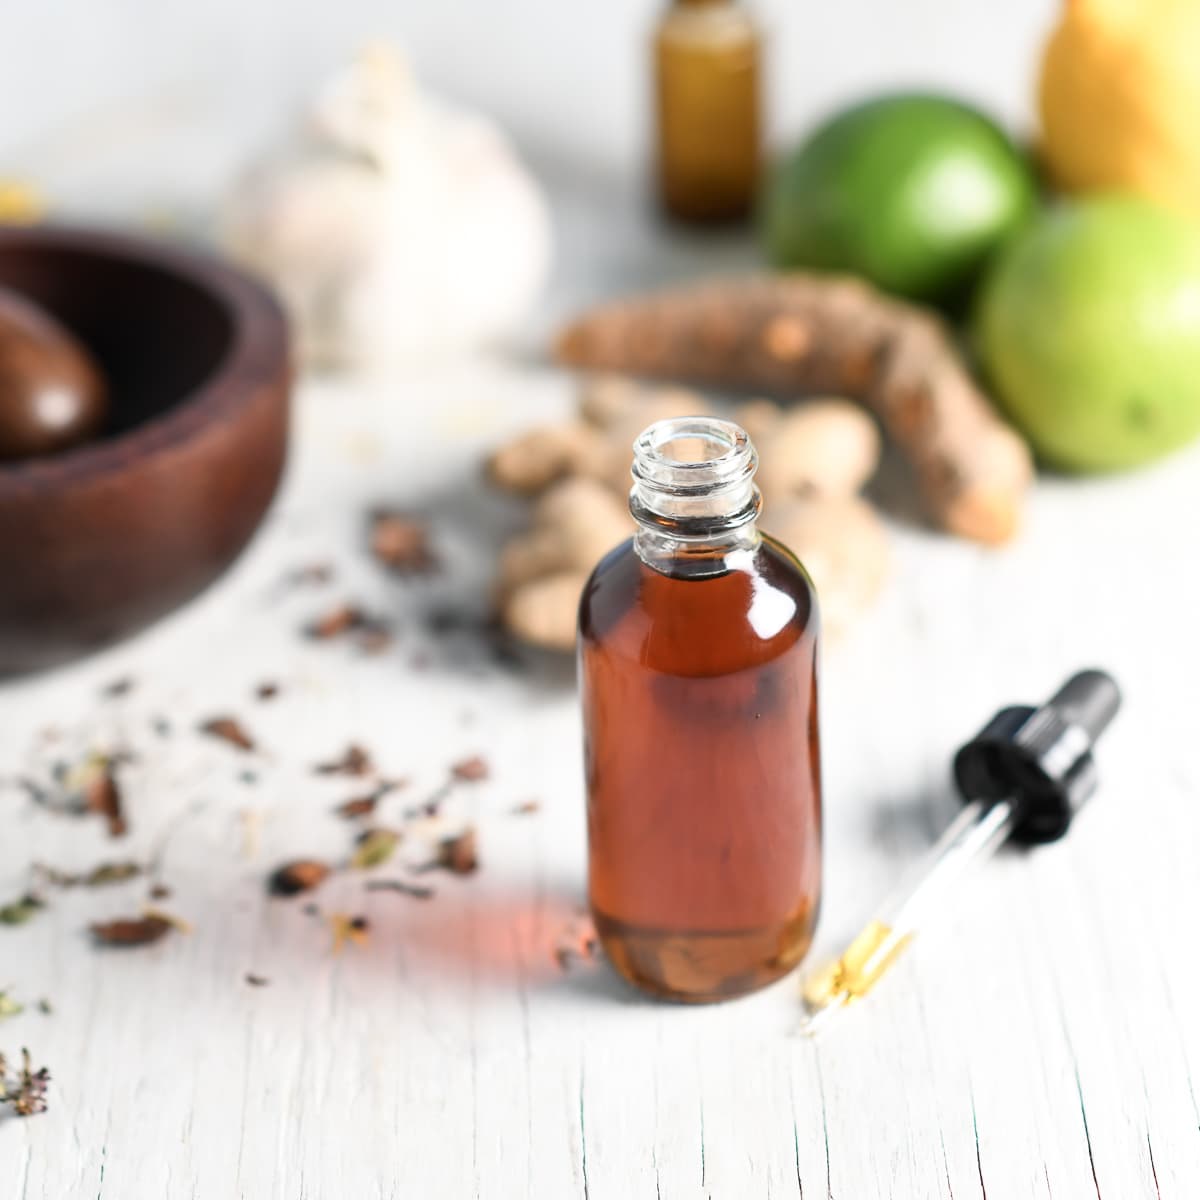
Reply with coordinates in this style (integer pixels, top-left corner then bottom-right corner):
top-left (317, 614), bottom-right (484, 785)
top-left (305, 604), bottom-right (395, 654)
top-left (35, 999), bottom-right (51, 1016)
top-left (404, 781), bottom-right (453, 820)
top-left (151, 716), bottom-right (173, 739)
top-left (269, 860), bottom-right (331, 897)
top-left (306, 603), bottom-right (362, 639)
top-left (365, 879), bottom-right (434, 901)
top-left (280, 562), bottom-right (334, 590)
top-left (553, 919), bottom-right (599, 971)
top-left (313, 744), bottom-right (373, 778)
top-left (101, 676), bottom-right (135, 699)
top-left (148, 883), bottom-right (172, 901)
top-left (429, 828), bottom-right (478, 876)
top-left (369, 511), bottom-right (437, 573)
top-left (255, 682), bottom-right (280, 702)
top-left (245, 973), bottom-right (270, 987)
top-left (238, 769), bottom-right (259, 786)
top-left (90, 914), bottom-right (174, 947)
top-left (350, 829), bottom-right (401, 871)
top-left (199, 716), bottom-right (256, 753)
top-left (335, 794), bottom-right (379, 820)
top-left (451, 756), bottom-right (489, 783)
top-left (329, 913), bottom-right (370, 953)
top-left (0, 895), bottom-right (44, 926)
top-left (144, 907), bottom-right (191, 934)
top-left (511, 799), bottom-right (541, 816)
top-left (81, 757), bottom-right (127, 838)
top-left (0, 1049), bottom-right (50, 1116)
top-left (35, 861), bottom-right (142, 888)
top-left (0, 993), bottom-right (23, 1020)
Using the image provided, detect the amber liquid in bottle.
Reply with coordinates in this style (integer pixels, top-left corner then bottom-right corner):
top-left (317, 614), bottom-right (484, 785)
top-left (654, 0), bottom-right (762, 223)
top-left (579, 418), bottom-right (821, 1002)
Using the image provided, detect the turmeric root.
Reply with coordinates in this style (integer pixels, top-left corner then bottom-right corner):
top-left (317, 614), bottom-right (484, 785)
top-left (556, 274), bottom-right (1033, 544)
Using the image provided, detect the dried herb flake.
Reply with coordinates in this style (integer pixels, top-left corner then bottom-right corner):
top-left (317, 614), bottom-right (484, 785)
top-left (369, 511), bottom-right (437, 573)
top-left (365, 879), bottom-right (434, 901)
top-left (350, 828), bottom-right (400, 871)
top-left (199, 716), bottom-right (256, 753)
top-left (90, 914), bottom-right (174, 947)
top-left (0, 895), bottom-right (44, 926)
top-left (269, 860), bottom-right (331, 897)
top-left (451, 756), bottom-right (489, 783)
top-left (313, 744), bottom-right (373, 778)
top-left (433, 827), bottom-right (478, 875)
top-left (0, 1049), bottom-right (50, 1116)
top-left (330, 912), bottom-right (370, 953)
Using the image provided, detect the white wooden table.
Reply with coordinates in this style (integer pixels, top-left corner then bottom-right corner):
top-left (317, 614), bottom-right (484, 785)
top-left (2, 182), bottom-right (1200, 1197)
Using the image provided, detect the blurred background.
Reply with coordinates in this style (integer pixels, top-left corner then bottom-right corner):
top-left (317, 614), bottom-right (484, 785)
top-left (0, 0), bottom-right (1051, 222)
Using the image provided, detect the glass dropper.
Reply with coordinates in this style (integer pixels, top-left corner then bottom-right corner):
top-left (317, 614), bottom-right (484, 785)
top-left (799, 669), bottom-right (1122, 1036)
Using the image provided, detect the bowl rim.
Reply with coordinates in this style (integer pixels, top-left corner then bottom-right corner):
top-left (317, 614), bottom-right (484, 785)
top-left (0, 224), bottom-right (289, 494)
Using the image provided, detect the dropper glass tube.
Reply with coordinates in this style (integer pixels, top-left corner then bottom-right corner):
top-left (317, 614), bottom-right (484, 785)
top-left (799, 798), bottom-right (1015, 1035)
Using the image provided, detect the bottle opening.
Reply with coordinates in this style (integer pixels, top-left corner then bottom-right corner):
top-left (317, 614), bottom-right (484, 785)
top-left (631, 416), bottom-right (760, 538)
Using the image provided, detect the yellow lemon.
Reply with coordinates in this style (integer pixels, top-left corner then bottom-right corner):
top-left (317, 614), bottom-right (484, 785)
top-left (1040, 0), bottom-right (1200, 215)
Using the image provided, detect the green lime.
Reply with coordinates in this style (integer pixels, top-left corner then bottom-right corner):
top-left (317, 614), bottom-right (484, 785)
top-left (761, 93), bottom-right (1037, 305)
top-left (975, 193), bottom-right (1200, 472)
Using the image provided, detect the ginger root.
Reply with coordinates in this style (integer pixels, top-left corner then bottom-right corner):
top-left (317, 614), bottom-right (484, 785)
top-left (768, 496), bottom-right (890, 640)
top-left (489, 376), bottom-right (890, 652)
top-left (556, 274), bottom-right (1033, 544)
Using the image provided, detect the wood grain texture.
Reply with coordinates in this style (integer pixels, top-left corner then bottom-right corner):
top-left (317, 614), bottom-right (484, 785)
top-left (0, 359), bottom-right (1197, 1198)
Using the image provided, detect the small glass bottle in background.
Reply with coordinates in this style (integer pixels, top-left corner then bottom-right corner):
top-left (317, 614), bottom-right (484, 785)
top-left (579, 417), bottom-right (822, 1002)
top-left (654, 0), bottom-right (763, 224)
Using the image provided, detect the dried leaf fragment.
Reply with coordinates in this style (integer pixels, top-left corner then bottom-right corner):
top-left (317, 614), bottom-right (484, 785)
top-left (3, 1049), bottom-right (50, 1116)
top-left (255, 681), bottom-right (280, 702)
top-left (281, 562), bottom-right (334, 590)
top-left (307, 603), bottom-right (363, 639)
top-left (269, 860), bottom-right (331, 897)
top-left (313, 744), bottom-right (373, 777)
top-left (350, 828), bottom-right (401, 871)
top-left (335, 794), bottom-right (378, 820)
top-left (0, 894), bottom-right (44, 926)
top-left (90, 914), bottom-right (173, 947)
top-left (370, 510), bottom-right (437, 573)
top-left (36, 861), bottom-right (142, 888)
top-left (553, 916), bottom-right (599, 971)
top-left (451, 756), bottom-right (489, 783)
top-left (245, 973), bottom-right (270, 987)
top-left (511, 799), bottom-right (541, 816)
top-left (329, 912), bottom-right (370, 953)
top-left (434, 827), bottom-right (478, 875)
top-left (0, 992), bottom-right (23, 1020)
top-left (199, 716), bottom-right (256, 753)
top-left (83, 760), bottom-right (126, 838)
top-left (364, 879), bottom-right (435, 900)
top-left (101, 676), bottom-right (135, 699)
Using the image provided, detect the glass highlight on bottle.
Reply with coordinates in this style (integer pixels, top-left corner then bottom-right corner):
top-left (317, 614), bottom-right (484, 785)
top-left (579, 417), bottom-right (821, 1001)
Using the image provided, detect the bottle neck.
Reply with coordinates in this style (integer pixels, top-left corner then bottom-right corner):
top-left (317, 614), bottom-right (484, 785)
top-left (630, 416), bottom-right (762, 575)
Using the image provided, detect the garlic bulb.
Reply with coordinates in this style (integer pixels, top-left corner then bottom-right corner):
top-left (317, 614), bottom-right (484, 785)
top-left (222, 45), bottom-right (553, 366)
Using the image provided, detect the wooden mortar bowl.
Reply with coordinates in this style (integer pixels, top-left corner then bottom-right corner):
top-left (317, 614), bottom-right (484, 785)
top-left (0, 226), bottom-right (290, 675)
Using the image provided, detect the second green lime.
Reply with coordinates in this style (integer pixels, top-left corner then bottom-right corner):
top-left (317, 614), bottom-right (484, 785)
top-left (761, 93), bottom-right (1037, 305)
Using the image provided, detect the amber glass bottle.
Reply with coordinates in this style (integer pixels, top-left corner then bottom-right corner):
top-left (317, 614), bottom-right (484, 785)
top-left (654, 0), bottom-right (762, 223)
top-left (579, 417), bottom-right (821, 1002)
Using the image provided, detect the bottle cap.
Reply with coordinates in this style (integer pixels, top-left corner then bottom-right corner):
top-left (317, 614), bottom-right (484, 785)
top-left (952, 669), bottom-right (1121, 844)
